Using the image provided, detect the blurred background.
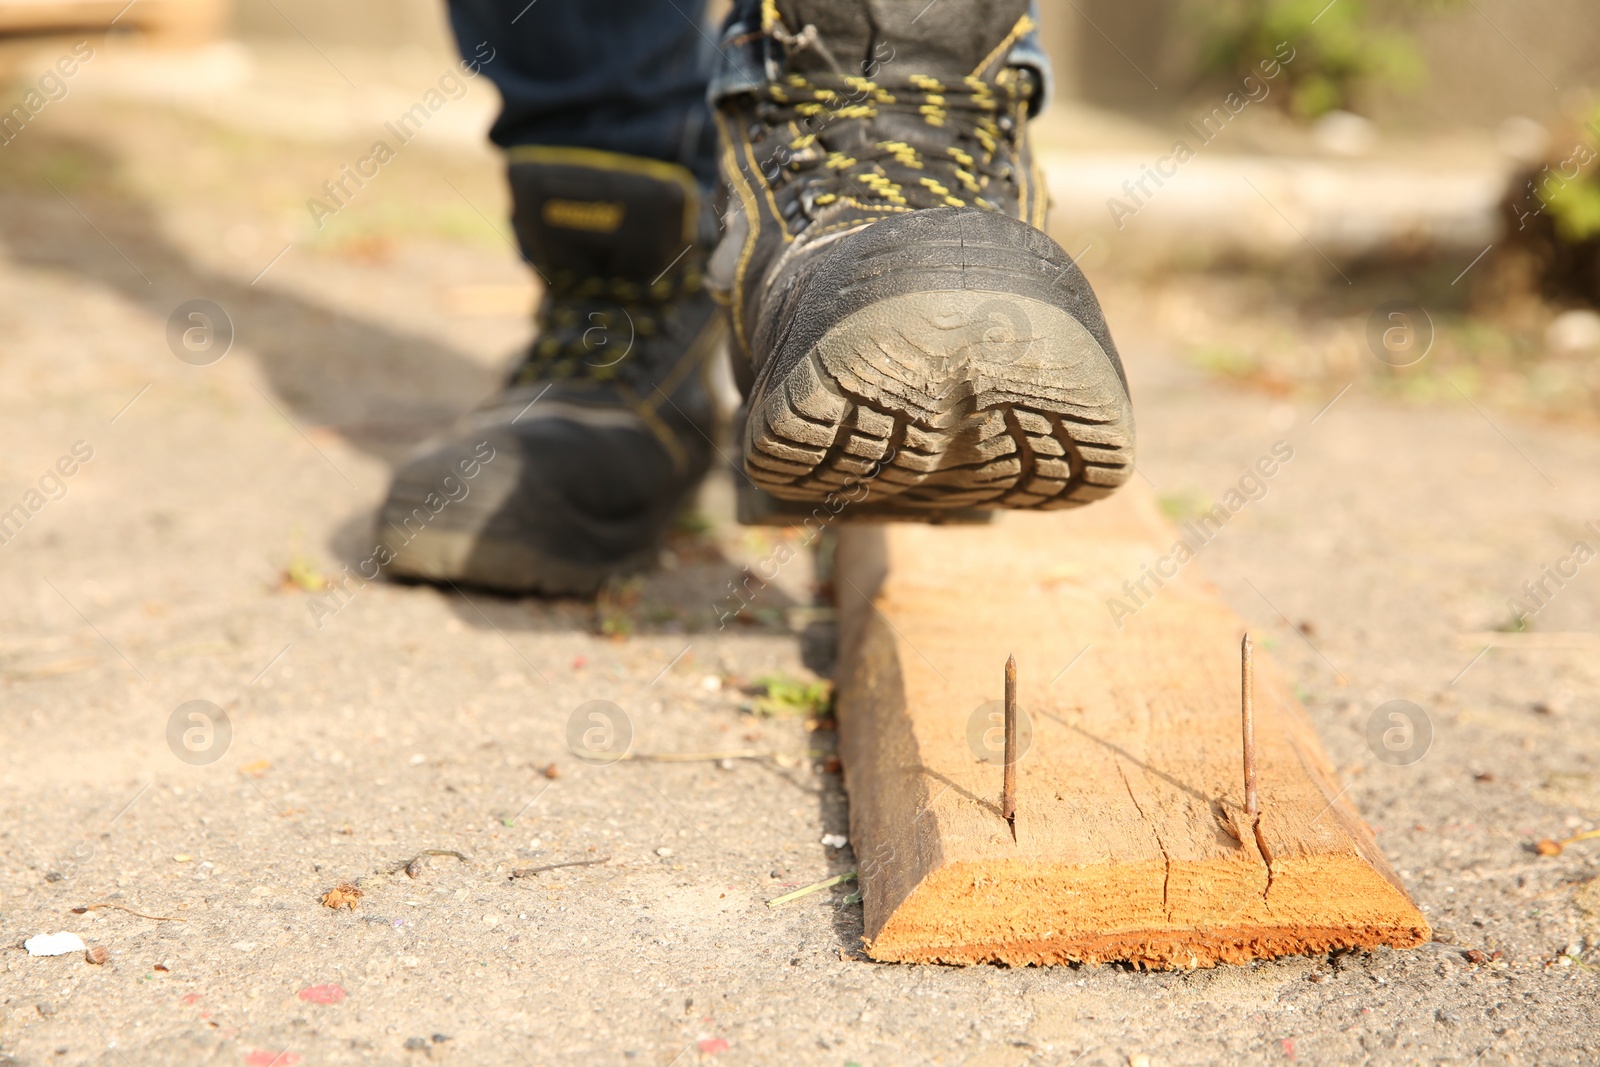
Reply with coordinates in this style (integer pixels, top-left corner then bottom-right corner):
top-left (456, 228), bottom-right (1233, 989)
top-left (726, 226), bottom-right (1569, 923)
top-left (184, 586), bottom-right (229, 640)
top-left (3, 0), bottom-right (1599, 659)
top-left (5, 0), bottom-right (1600, 435)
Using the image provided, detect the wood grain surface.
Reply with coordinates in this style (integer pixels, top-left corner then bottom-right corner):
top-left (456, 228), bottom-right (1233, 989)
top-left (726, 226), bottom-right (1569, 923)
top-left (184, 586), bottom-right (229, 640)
top-left (834, 485), bottom-right (1430, 967)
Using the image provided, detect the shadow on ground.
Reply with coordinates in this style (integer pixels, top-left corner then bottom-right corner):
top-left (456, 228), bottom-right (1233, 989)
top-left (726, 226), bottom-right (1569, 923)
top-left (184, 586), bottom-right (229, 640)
top-left (0, 129), bottom-right (492, 463)
top-left (0, 128), bottom-right (828, 643)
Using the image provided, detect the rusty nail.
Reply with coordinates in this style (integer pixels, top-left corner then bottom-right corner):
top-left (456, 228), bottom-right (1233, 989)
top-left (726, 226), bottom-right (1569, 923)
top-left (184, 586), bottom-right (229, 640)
top-left (1242, 633), bottom-right (1258, 824)
top-left (1003, 653), bottom-right (1018, 830)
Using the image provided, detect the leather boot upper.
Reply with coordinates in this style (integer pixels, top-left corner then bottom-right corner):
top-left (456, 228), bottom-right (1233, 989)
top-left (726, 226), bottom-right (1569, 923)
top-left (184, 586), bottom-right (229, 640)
top-left (707, 4), bottom-right (1049, 378)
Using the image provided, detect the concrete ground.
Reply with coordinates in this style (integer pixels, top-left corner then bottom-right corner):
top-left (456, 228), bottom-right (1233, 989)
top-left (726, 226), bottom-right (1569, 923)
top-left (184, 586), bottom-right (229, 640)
top-left (4, 36), bottom-right (1600, 1067)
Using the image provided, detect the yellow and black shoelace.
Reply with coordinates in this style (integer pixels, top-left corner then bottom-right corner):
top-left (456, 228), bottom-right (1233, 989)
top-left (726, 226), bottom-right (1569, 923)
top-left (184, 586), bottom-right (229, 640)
top-left (752, 67), bottom-right (1034, 215)
top-left (512, 271), bottom-right (702, 385)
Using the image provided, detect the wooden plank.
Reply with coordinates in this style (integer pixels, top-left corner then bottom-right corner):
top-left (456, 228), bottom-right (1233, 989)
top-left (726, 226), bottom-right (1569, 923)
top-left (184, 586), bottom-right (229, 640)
top-left (833, 485), bottom-right (1430, 968)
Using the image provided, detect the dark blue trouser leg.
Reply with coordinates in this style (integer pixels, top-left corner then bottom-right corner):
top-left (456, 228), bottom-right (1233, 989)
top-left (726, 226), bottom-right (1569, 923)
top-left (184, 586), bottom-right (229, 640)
top-left (444, 1), bottom-right (1050, 188)
top-left (445, 0), bottom-right (719, 185)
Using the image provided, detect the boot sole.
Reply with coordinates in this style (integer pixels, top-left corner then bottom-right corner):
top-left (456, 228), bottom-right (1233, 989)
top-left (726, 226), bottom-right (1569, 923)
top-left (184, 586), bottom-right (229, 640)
top-left (743, 288), bottom-right (1135, 510)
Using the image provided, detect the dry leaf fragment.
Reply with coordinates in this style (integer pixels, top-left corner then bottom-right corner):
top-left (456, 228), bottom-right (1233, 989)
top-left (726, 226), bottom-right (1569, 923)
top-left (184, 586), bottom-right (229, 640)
top-left (320, 883), bottom-right (363, 910)
top-left (1536, 828), bottom-right (1600, 856)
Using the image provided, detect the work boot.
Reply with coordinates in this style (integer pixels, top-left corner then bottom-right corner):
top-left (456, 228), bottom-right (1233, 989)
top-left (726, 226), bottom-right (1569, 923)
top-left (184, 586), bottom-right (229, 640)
top-left (376, 147), bottom-right (724, 596)
top-left (712, 0), bottom-right (1134, 512)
